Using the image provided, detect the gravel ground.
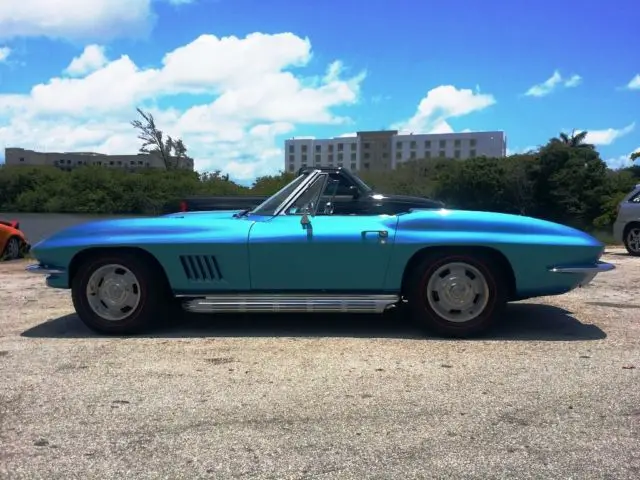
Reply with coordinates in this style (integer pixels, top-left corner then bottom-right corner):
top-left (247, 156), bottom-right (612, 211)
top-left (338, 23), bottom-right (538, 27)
top-left (1, 249), bottom-right (639, 479)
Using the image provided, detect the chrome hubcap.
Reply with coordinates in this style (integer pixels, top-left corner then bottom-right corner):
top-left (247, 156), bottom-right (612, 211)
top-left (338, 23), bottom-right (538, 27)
top-left (86, 264), bottom-right (141, 321)
top-left (627, 228), bottom-right (640, 252)
top-left (426, 262), bottom-right (490, 323)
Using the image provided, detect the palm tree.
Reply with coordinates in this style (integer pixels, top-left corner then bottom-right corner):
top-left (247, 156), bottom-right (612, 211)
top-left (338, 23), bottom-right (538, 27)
top-left (550, 129), bottom-right (593, 149)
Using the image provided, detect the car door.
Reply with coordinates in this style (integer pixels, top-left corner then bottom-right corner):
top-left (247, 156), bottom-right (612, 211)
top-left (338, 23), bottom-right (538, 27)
top-left (248, 174), bottom-right (399, 291)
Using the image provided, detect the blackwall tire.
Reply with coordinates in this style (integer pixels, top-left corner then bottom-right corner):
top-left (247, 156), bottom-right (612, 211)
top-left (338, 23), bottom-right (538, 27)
top-left (406, 251), bottom-right (507, 338)
top-left (623, 225), bottom-right (640, 257)
top-left (71, 252), bottom-right (170, 335)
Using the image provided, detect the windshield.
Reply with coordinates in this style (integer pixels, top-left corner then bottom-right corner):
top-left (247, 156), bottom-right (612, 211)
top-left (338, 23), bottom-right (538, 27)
top-left (250, 172), bottom-right (311, 216)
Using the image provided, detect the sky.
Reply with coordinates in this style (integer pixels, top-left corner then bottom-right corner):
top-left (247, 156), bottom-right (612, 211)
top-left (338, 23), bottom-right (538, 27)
top-left (0, 0), bottom-right (638, 183)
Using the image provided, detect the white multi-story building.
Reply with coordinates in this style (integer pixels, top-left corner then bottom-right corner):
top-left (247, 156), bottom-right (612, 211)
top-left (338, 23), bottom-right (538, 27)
top-left (284, 130), bottom-right (506, 173)
top-left (3, 148), bottom-right (194, 171)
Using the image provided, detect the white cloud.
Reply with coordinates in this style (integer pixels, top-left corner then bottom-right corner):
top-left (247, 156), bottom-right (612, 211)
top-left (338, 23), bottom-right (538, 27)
top-left (0, 46), bottom-right (9, 62)
top-left (580, 122), bottom-right (635, 146)
top-left (64, 45), bottom-right (109, 76)
top-left (0, 0), bottom-right (155, 41)
top-left (524, 70), bottom-right (582, 97)
top-left (564, 74), bottom-right (582, 88)
top-left (0, 32), bottom-right (366, 181)
top-left (605, 146), bottom-right (640, 169)
top-left (393, 85), bottom-right (496, 134)
top-left (626, 74), bottom-right (640, 90)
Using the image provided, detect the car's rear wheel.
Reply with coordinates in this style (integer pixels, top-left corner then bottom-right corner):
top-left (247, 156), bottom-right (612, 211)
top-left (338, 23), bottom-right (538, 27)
top-left (71, 252), bottom-right (170, 335)
top-left (623, 224), bottom-right (640, 256)
top-left (405, 251), bottom-right (507, 337)
top-left (2, 236), bottom-right (21, 260)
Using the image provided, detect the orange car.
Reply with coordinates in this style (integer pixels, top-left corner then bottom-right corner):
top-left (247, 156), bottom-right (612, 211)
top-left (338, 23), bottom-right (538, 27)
top-left (0, 219), bottom-right (31, 261)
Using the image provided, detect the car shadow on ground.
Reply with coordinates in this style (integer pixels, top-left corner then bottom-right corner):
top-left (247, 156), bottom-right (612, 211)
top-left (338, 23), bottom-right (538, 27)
top-left (21, 303), bottom-right (606, 341)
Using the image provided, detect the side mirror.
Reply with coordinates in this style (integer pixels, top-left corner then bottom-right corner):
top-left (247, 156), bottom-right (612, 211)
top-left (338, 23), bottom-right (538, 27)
top-left (300, 209), bottom-right (311, 229)
top-left (349, 185), bottom-right (360, 199)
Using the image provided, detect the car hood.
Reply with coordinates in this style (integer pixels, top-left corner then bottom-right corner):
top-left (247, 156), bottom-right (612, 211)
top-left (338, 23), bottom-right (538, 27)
top-left (31, 211), bottom-right (246, 253)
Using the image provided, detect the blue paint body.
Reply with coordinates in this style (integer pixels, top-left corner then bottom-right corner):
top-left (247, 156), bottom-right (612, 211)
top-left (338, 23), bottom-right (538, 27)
top-left (31, 206), bottom-right (604, 301)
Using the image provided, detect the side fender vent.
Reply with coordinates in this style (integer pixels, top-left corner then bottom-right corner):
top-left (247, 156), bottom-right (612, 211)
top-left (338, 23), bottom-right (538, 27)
top-left (179, 255), bottom-right (223, 282)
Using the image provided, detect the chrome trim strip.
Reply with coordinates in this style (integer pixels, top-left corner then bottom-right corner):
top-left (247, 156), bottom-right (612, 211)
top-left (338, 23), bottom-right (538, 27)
top-left (182, 294), bottom-right (400, 314)
top-left (273, 169), bottom-right (322, 216)
top-left (25, 264), bottom-right (66, 275)
top-left (548, 261), bottom-right (616, 274)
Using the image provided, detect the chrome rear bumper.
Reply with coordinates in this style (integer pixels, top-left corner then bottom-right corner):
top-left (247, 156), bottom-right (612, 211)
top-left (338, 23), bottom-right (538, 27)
top-left (549, 261), bottom-right (615, 287)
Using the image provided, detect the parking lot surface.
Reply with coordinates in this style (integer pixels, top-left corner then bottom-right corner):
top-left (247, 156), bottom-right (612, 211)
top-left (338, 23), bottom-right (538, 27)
top-left (1, 249), bottom-right (639, 479)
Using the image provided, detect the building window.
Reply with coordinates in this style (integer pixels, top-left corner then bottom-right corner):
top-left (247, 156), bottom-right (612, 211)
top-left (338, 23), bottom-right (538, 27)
top-left (351, 143), bottom-right (356, 151)
top-left (351, 153), bottom-right (356, 161)
top-left (288, 155), bottom-right (294, 162)
top-left (439, 150), bottom-right (445, 158)
top-left (425, 151), bottom-right (431, 158)
top-left (363, 162), bottom-right (370, 169)
top-left (410, 151), bottom-right (416, 159)
top-left (109, 161), bottom-right (114, 165)
top-left (337, 143), bottom-right (343, 151)
top-left (470, 138), bottom-right (477, 147)
top-left (454, 139), bottom-right (461, 147)
top-left (337, 153), bottom-right (343, 161)
top-left (470, 149), bottom-right (477, 157)
top-left (363, 152), bottom-right (370, 159)
top-left (396, 141), bottom-right (402, 149)
top-left (454, 150), bottom-right (461, 158)
top-left (439, 140), bottom-right (446, 148)
top-left (396, 152), bottom-right (402, 159)
top-left (382, 152), bottom-right (387, 158)
top-left (328, 144), bottom-right (334, 152)
top-left (301, 145), bottom-right (307, 153)
top-left (315, 155), bottom-right (321, 163)
top-left (288, 145), bottom-right (294, 153)
top-left (350, 163), bottom-right (356, 170)
top-left (289, 165), bottom-right (295, 171)
top-left (315, 145), bottom-right (321, 152)
top-left (363, 142), bottom-right (370, 149)
top-left (328, 154), bottom-right (333, 162)
top-left (424, 141), bottom-right (431, 148)
top-left (410, 141), bottom-right (416, 149)
top-left (19, 157), bottom-right (24, 162)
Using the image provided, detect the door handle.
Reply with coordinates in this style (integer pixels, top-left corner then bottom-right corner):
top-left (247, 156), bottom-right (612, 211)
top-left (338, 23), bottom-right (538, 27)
top-left (361, 230), bottom-right (388, 239)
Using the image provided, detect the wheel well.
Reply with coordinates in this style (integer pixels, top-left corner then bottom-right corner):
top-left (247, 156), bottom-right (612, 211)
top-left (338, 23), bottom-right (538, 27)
top-left (68, 247), bottom-right (172, 291)
top-left (400, 245), bottom-right (517, 300)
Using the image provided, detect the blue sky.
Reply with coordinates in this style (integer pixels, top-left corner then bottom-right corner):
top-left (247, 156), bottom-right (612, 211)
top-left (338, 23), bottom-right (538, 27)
top-left (0, 0), bottom-right (638, 181)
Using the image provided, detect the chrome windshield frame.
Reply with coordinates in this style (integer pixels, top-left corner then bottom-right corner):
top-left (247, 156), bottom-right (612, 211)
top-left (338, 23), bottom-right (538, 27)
top-left (273, 169), bottom-right (324, 216)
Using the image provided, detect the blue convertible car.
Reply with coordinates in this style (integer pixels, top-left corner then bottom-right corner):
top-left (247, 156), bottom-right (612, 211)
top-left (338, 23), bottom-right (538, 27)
top-left (27, 168), bottom-right (614, 337)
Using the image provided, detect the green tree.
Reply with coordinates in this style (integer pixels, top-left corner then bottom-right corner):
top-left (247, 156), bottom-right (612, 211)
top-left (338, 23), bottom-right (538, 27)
top-left (131, 108), bottom-right (191, 169)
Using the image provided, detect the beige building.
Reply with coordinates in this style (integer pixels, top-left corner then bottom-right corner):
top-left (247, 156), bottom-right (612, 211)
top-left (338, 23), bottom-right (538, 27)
top-left (284, 130), bottom-right (507, 173)
top-left (4, 148), bottom-right (194, 171)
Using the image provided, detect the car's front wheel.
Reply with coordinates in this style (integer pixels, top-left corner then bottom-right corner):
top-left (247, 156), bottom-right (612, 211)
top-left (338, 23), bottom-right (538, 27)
top-left (406, 251), bottom-right (507, 337)
top-left (71, 252), bottom-right (170, 335)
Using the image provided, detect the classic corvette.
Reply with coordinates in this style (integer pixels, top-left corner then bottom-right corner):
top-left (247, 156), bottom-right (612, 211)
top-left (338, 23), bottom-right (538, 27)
top-left (27, 168), bottom-right (615, 337)
top-left (0, 219), bottom-right (31, 261)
